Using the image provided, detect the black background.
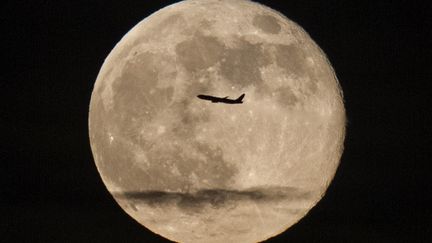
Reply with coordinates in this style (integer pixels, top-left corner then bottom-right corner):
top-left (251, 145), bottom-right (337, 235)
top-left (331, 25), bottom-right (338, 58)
top-left (1, 0), bottom-right (430, 242)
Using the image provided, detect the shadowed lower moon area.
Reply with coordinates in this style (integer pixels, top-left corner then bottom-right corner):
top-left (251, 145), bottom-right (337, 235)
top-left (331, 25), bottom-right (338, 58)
top-left (113, 186), bottom-right (318, 242)
top-left (115, 186), bottom-right (313, 212)
top-left (89, 0), bottom-right (345, 242)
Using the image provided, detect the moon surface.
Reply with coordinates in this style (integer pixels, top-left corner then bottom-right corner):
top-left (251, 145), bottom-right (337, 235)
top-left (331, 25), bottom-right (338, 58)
top-left (89, 0), bottom-right (345, 242)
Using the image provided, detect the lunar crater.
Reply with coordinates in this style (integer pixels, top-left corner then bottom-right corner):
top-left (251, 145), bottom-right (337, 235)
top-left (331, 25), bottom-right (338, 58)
top-left (175, 33), bottom-right (226, 73)
top-left (252, 14), bottom-right (282, 34)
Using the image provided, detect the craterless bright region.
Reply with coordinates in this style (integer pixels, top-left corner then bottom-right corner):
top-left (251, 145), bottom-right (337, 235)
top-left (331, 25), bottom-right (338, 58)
top-left (89, 0), bottom-right (346, 242)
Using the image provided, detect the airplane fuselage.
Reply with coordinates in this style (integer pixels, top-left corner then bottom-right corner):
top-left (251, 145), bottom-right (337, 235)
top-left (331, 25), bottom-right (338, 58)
top-left (197, 94), bottom-right (244, 104)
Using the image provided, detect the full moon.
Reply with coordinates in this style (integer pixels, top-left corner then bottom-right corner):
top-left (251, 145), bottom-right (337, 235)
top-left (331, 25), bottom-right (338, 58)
top-left (89, 0), bottom-right (345, 242)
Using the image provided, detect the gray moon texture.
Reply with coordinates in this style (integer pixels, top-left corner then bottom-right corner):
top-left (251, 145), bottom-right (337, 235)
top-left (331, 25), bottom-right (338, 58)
top-left (88, 0), bottom-right (346, 242)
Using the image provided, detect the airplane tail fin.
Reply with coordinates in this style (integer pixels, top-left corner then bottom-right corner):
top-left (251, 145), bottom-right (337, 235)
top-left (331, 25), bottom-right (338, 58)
top-left (236, 93), bottom-right (245, 102)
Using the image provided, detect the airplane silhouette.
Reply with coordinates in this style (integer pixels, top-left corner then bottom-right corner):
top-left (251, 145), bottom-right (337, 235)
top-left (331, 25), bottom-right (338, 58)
top-left (197, 93), bottom-right (245, 104)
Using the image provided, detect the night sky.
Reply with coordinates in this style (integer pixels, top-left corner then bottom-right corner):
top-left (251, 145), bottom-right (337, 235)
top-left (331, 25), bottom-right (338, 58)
top-left (2, 0), bottom-right (430, 242)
